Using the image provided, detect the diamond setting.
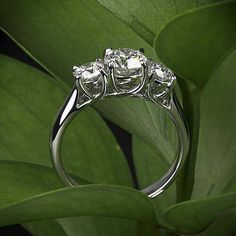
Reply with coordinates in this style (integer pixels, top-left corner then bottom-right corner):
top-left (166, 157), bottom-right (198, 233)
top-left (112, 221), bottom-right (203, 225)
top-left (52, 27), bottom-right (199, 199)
top-left (104, 48), bottom-right (147, 91)
top-left (72, 48), bottom-right (176, 107)
top-left (73, 59), bottom-right (104, 96)
top-left (150, 62), bottom-right (176, 85)
top-left (148, 61), bottom-right (176, 98)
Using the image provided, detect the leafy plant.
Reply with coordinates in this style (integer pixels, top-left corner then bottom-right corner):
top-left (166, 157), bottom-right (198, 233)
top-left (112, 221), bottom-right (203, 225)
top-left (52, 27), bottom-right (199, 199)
top-left (0, 0), bottom-right (236, 235)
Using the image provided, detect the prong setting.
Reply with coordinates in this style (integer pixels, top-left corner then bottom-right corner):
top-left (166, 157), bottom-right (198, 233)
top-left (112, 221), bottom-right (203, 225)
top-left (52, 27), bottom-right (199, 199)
top-left (72, 59), bottom-right (106, 99)
top-left (147, 60), bottom-right (176, 108)
top-left (103, 48), bottom-right (148, 93)
top-left (103, 48), bottom-right (113, 58)
top-left (72, 48), bottom-right (176, 104)
top-left (139, 48), bottom-right (145, 53)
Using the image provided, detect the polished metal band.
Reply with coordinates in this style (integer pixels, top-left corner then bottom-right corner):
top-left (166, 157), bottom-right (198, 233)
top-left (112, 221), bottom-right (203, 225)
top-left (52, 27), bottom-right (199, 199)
top-left (50, 88), bottom-right (189, 198)
top-left (50, 48), bottom-right (189, 198)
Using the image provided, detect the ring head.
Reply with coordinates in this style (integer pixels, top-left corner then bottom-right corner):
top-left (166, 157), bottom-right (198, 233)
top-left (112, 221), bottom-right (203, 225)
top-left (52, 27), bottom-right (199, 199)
top-left (73, 59), bottom-right (105, 98)
top-left (104, 48), bottom-right (147, 93)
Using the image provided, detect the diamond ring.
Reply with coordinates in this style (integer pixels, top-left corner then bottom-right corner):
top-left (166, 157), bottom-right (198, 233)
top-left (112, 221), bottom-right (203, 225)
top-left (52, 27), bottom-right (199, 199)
top-left (50, 48), bottom-right (189, 198)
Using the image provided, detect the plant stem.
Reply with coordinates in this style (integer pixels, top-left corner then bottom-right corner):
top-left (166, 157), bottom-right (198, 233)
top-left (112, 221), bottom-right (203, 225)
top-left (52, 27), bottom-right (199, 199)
top-left (176, 80), bottom-right (201, 202)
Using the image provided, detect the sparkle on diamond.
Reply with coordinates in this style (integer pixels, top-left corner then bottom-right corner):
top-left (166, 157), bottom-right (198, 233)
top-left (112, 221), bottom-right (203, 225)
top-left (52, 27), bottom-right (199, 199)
top-left (104, 48), bottom-right (147, 78)
top-left (73, 59), bottom-right (104, 83)
top-left (72, 59), bottom-right (104, 94)
top-left (149, 61), bottom-right (176, 86)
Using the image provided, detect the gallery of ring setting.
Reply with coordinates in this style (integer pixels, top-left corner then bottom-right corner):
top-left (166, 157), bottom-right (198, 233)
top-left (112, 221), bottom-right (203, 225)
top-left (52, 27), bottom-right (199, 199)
top-left (72, 48), bottom-right (176, 108)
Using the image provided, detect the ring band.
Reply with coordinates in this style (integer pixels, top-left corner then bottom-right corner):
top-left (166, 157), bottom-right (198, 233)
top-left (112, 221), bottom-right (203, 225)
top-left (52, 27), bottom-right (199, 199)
top-left (50, 48), bottom-right (189, 198)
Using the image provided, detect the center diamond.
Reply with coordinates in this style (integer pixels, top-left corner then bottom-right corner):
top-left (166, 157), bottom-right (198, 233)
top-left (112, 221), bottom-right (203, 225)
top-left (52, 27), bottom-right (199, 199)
top-left (104, 48), bottom-right (147, 79)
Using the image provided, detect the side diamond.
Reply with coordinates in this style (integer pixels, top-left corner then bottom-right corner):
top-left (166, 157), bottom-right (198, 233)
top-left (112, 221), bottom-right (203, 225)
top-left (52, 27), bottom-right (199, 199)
top-left (148, 61), bottom-right (176, 87)
top-left (72, 59), bottom-right (105, 97)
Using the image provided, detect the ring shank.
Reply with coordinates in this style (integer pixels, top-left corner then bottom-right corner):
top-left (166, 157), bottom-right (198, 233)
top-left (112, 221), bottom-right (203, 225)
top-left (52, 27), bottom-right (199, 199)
top-left (50, 85), bottom-right (189, 198)
top-left (142, 95), bottom-right (189, 197)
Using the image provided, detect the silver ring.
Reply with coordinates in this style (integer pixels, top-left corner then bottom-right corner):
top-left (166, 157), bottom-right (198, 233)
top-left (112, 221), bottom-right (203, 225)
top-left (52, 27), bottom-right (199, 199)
top-left (50, 48), bottom-right (189, 198)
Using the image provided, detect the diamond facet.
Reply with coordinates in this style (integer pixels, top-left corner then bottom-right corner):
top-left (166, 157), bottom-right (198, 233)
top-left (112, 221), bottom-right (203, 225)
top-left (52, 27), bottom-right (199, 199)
top-left (104, 48), bottom-right (147, 91)
top-left (73, 59), bottom-right (104, 96)
top-left (148, 61), bottom-right (176, 99)
top-left (149, 61), bottom-right (176, 86)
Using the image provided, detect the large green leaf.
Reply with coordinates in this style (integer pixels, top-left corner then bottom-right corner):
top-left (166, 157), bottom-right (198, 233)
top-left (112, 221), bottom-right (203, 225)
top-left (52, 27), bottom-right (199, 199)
top-left (0, 54), bottom-right (132, 186)
top-left (0, 0), bottom-right (153, 85)
top-left (153, 48), bottom-right (236, 235)
top-left (163, 192), bottom-right (236, 234)
top-left (0, 54), bottom-right (139, 235)
top-left (0, 161), bottom-right (156, 227)
top-left (192, 50), bottom-right (236, 197)
top-left (195, 210), bottom-right (236, 236)
top-left (0, 161), bottom-right (61, 204)
top-left (0, 0), bottom-right (175, 163)
top-left (155, 1), bottom-right (236, 88)
top-left (97, 0), bottom-right (223, 45)
top-left (155, 0), bottom-right (236, 202)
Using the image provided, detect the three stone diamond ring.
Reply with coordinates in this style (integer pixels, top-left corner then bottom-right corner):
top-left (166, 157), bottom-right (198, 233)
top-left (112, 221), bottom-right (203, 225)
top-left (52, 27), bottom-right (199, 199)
top-left (50, 48), bottom-right (189, 198)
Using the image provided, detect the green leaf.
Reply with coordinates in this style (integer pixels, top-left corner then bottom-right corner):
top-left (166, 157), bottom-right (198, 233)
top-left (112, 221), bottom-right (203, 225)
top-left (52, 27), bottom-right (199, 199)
top-left (155, 0), bottom-right (236, 202)
top-left (163, 192), bottom-right (236, 234)
top-left (57, 217), bottom-right (140, 236)
top-left (155, 1), bottom-right (236, 88)
top-left (0, 54), bottom-right (138, 234)
top-left (195, 210), bottom-right (236, 236)
top-left (96, 98), bottom-right (175, 162)
top-left (0, 161), bottom-right (156, 227)
top-left (192, 50), bottom-right (236, 197)
top-left (0, 161), bottom-right (61, 205)
top-left (159, 50), bottom-right (236, 235)
top-left (23, 220), bottom-right (68, 236)
top-left (24, 217), bottom-right (140, 236)
top-left (97, 0), bottom-right (223, 45)
top-left (153, 3), bottom-right (236, 232)
top-left (0, 0), bottom-right (153, 85)
top-left (24, 217), bottom-right (163, 236)
top-left (0, 53), bottom-right (132, 186)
